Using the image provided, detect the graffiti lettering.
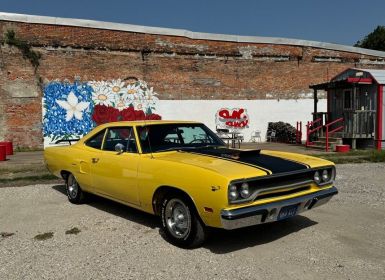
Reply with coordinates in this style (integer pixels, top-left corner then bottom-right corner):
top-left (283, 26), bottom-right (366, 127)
top-left (219, 108), bottom-right (245, 120)
top-left (216, 108), bottom-right (249, 130)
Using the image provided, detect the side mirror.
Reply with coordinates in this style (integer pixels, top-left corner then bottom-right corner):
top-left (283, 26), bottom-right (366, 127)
top-left (115, 143), bottom-right (125, 154)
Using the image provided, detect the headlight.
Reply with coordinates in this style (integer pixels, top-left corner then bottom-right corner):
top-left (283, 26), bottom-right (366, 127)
top-left (322, 169), bottom-right (330, 182)
top-left (314, 171), bottom-right (321, 184)
top-left (228, 182), bottom-right (253, 203)
top-left (228, 184), bottom-right (238, 201)
top-left (314, 167), bottom-right (335, 185)
top-left (240, 182), bottom-right (250, 198)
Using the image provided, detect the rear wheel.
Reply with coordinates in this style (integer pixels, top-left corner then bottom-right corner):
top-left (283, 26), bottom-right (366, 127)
top-left (66, 173), bottom-right (86, 204)
top-left (160, 194), bottom-right (207, 248)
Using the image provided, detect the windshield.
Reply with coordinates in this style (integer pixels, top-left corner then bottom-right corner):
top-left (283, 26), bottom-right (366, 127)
top-left (137, 123), bottom-right (225, 153)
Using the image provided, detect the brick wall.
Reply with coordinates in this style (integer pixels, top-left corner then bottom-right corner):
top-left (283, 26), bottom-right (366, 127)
top-left (1, 19), bottom-right (385, 148)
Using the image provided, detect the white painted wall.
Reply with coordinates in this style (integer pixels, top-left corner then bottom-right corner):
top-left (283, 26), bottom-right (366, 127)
top-left (157, 99), bottom-right (326, 142)
top-left (43, 98), bottom-right (326, 147)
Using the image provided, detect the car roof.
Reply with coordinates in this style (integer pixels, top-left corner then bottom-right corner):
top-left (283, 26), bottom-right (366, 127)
top-left (97, 120), bottom-right (201, 129)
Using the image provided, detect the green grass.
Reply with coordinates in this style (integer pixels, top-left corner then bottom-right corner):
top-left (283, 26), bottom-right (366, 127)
top-left (313, 149), bottom-right (385, 164)
top-left (370, 150), bottom-right (385, 162)
top-left (0, 174), bottom-right (58, 183)
top-left (0, 165), bottom-right (47, 175)
top-left (14, 146), bottom-right (44, 152)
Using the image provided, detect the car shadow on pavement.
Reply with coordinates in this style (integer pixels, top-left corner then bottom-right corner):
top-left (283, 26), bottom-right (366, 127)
top-left (51, 184), bottom-right (159, 229)
top-left (52, 184), bottom-right (317, 252)
top-left (204, 216), bottom-right (317, 254)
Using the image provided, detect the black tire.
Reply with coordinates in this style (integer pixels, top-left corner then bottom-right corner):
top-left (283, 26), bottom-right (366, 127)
top-left (160, 193), bottom-right (207, 248)
top-left (65, 173), bottom-right (86, 204)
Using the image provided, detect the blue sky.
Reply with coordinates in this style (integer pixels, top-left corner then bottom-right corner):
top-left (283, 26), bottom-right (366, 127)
top-left (1, 0), bottom-right (384, 46)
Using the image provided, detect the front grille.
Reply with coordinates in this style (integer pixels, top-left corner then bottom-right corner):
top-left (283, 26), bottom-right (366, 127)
top-left (255, 186), bottom-right (310, 200)
top-left (246, 170), bottom-right (314, 190)
top-left (229, 167), bottom-right (335, 205)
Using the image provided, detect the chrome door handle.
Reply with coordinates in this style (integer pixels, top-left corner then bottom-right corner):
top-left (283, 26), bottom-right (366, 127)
top-left (91, 158), bottom-right (99, 163)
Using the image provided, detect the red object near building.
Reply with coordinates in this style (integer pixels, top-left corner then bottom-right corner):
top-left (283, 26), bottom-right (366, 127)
top-left (0, 145), bottom-right (6, 161)
top-left (0, 141), bottom-right (13, 155)
top-left (336, 145), bottom-right (350, 153)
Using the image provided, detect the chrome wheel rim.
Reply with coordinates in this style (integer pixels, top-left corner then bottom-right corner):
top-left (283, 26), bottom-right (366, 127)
top-left (67, 175), bottom-right (78, 199)
top-left (164, 198), bottom-right (191, 239)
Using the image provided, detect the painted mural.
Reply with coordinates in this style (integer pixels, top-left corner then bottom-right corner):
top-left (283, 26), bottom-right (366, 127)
top-left (215, 108), bottom-right (249, 131)
top-left (43, 78), bottom-right (161, 144)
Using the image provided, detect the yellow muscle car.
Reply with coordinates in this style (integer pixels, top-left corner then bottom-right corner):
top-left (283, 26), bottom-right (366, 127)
top-left (44, 120), bottom-right (338, 248)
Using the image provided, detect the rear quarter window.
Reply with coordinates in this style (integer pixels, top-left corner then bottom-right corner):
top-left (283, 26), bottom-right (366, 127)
top-left (85, 129), bottom-right (106, 149)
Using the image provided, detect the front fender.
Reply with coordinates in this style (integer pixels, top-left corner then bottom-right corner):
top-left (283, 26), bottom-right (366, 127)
top-left (137, 155), bottom-right (229, 227)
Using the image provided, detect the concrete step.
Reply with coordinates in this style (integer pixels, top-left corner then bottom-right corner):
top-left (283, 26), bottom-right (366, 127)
top-left (312, 141), bottom-right (332, 146)
top-left (331, 132), bottom-right (344, 138)
top-left (306, 144), bottom-right (327, 150)
top-left (307, 141), bottom-right (340, 151)
top-left (318, 136), bottom-right (342, 142)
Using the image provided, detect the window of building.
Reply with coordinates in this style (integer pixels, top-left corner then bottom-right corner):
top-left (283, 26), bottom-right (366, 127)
top-left (344, 90), bottom-right (353, 109)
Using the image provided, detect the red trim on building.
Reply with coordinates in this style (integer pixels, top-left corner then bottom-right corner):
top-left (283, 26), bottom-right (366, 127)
top-left (377, 85), bottom-right (383, 150)
top-left (346, 77), bottom-right (373, 84)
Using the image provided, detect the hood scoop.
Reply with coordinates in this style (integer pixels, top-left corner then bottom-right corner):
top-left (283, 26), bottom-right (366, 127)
top-left (220, 149), bottom-right (261, 160)
top-left (196, 148), bottom-right (261, 160)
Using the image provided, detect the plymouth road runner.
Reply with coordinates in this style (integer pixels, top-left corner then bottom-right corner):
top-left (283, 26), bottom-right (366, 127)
top-left (44, 121), bottom-right (338, 248)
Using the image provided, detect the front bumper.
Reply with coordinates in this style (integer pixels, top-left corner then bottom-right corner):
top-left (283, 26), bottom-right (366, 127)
top-left (220, 186), bottom-right (338, 230)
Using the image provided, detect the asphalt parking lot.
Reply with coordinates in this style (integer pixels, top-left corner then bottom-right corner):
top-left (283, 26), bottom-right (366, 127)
top-left (1, 163), bottom-right (385, 280)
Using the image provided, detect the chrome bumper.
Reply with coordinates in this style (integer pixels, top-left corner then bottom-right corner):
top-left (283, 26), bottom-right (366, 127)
top-left (220, 186), bottom-right (338, 230)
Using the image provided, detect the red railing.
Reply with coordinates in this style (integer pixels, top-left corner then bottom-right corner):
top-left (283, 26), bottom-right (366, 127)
top-left (306, 118), bottom-right (323, 147)
top-left (325, 117), bottom-right (344, 152)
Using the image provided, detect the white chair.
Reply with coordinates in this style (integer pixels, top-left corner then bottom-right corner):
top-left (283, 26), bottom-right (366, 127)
top-left (266, 130), bottom-right (277, 142)
top-left (250, 130), bottom-right (262, 142)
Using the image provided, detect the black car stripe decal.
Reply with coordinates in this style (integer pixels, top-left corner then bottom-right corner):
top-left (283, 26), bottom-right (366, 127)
top-left (187, 148), bottom-right (308, 174)
top-left (188, 151), bottom-right (271, 175)
top-left (264, 154), bottom-right (311, 169)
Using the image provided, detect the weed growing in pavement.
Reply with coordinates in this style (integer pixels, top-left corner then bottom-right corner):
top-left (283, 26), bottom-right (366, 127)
top-left (34, 232), bottom-right (54, 241)
top-left (1, 232), bottom-right (15, 238)
top-left (65, 227), bottom-right (81, 235)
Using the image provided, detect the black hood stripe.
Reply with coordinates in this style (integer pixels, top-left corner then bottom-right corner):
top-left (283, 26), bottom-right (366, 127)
top-left (188, 151), bottom-right (271, 175)
top-left (186, 148), bottom-right (308, 174)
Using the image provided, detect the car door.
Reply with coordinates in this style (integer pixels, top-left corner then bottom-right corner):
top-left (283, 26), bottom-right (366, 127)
top-left (77, 128), bottom-right (107, 191)
top-left (91, 126), bottom-right (140, 205)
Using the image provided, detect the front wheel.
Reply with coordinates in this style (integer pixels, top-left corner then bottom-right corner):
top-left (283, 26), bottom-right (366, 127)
top-left (161, 194), bottom-right (207, 248)
top-left (66, 173), bottom-right (86, 204)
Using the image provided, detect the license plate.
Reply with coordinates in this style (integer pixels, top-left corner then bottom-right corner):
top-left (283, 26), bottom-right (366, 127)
top-left (278, 204), bottom-right (298, 220)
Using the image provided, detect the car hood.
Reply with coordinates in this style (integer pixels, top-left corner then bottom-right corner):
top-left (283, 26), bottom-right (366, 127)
top-left (152, 148), bottom-right (333, 180)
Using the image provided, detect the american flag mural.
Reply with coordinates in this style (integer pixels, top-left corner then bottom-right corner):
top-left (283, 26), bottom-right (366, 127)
top-left (43, 78), bottom-right (161, 146)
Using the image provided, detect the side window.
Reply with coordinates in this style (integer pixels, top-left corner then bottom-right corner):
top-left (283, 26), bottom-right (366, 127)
top-left (85, 129), bottom-right (106, 150)
top-left (103, 127), bottom-right (138, 153)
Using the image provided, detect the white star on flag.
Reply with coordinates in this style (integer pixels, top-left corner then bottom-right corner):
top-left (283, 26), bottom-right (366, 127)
top-left (56, 91), bottom-right (90, 121)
